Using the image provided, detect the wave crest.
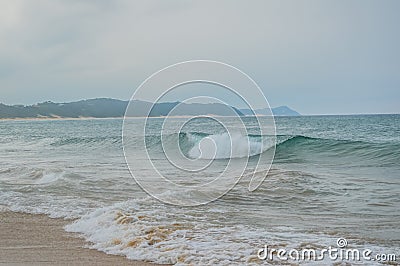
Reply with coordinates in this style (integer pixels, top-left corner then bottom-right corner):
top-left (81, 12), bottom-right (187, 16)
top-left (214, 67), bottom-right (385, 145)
top-left (187, 132), bottom-right (270, 159)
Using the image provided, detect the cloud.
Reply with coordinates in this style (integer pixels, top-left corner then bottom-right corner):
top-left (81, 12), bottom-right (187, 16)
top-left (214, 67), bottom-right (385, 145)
top-left (0, 0), bottom-right (399, 114)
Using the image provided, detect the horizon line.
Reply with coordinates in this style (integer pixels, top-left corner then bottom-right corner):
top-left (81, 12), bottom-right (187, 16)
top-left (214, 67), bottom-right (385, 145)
top-left (1, 97), bottom-right (399, 116)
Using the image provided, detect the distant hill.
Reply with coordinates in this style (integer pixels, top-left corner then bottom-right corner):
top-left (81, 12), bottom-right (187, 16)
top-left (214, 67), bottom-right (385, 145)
top-left (240, 106), bottom-right (301, 116)
top-left (0, 98), bottom-right (300, 119)
top-left (125, 100), bottom-right (244, 117)
top-left (0, 99), bottom-right (128, 119)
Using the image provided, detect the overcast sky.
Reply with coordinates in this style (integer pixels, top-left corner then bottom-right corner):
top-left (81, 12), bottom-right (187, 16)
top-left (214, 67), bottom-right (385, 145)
top-left (0, 0), bottom-right (399, 114)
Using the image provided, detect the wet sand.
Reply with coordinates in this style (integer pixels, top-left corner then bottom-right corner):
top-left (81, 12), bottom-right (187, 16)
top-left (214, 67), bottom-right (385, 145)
top-left (0, 211), bottom-right (162, 266)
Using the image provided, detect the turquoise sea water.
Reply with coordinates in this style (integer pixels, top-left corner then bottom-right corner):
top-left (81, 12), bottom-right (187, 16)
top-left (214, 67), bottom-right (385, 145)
top-left (0, 115), bottom-right (399, 264)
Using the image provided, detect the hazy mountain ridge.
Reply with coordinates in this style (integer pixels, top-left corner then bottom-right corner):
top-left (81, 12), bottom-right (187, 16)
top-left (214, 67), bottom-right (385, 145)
top-left (0, 98), bottom-right (300, 118)
top-left (239, 106), bottom-right (300, 116)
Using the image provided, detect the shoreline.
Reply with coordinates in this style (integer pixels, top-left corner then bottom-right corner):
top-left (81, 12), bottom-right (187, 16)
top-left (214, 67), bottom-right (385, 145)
top-left (0, 211), bottom-right (163, 265)
top-left (0, 115), bottom-right (267, 121)
top-left (0, 117), bottom-right (122, 122)
top-left (1, 114), bottom-right (398, 122)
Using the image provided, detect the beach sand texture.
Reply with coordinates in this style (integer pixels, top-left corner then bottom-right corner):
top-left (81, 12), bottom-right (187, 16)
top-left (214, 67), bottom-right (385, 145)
top-left (0, 211), bottom-right (162, 266)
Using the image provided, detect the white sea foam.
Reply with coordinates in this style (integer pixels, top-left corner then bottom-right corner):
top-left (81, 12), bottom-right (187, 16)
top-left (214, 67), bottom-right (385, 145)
top-left (0, 190), bottom-right (93, 218)
top-left (64, 199), bottom-right (387, 265)
top-left (188, 133), bottom-right (269, 159)
top-left (64, 200), bottom-right (265, 265)
top-left (35, 170), bottom-right (66, 184)
top-left (0, 167), bottom-right (69, 185)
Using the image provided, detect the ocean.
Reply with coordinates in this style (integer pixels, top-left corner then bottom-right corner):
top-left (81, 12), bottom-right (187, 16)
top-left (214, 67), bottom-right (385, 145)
top-left (0, 115), bottom-right (399, 264)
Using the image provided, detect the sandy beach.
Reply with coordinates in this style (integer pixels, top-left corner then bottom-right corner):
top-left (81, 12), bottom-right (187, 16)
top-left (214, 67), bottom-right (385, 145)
top-left (0, 211), bottom-right (161, 266)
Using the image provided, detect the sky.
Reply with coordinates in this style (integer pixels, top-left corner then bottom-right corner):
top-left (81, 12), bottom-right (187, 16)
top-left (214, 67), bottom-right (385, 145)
top-left (0, 0), bottom-right (399, 115)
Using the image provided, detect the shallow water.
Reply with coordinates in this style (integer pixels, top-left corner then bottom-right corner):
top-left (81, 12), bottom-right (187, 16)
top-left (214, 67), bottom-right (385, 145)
top-left (0, 115), bottom-right (399, 264)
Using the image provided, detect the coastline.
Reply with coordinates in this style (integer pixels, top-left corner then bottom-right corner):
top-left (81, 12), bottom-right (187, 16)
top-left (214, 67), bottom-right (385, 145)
top-left (0, 117), bottom-right (121, 122)
top-left (0, 114), bottom-right (272, 121)
top-left (0, 211), bottom-right (163, 266)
